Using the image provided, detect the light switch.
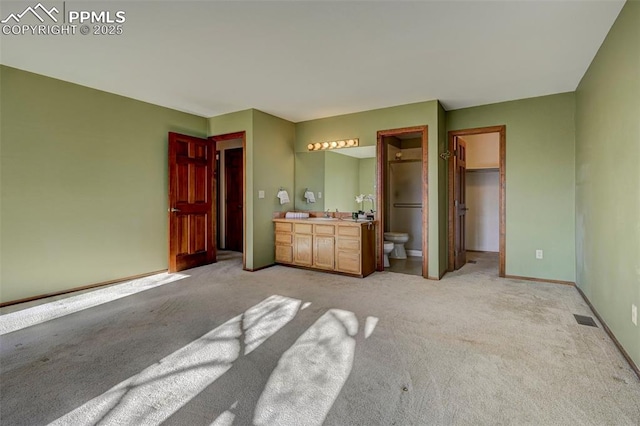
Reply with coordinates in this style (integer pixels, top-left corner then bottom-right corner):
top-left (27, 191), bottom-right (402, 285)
top-left (318, 192), bottom-right (322, 199)
top-left (258, 190), bottom-right (265, 199)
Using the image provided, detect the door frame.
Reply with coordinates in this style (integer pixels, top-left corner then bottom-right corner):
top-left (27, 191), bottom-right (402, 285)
top-left (209, 131), bottom-right (247, 270)
top-left (376, 125), bottom-right (428, 278)
top-left (447, 125), bottom-right (506, 277)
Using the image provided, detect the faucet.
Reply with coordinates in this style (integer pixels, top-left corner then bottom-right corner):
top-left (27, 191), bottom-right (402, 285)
top-left (324, 209), bottom-right (331, 218)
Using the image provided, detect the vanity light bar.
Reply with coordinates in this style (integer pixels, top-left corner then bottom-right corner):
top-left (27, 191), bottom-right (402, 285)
top-left (307, 138), bottom-right (359, 151)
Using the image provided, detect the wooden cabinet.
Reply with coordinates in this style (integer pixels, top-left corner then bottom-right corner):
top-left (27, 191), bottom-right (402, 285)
top-left (274, 218), bottom-right (376, 278)
top-left (313, 223), bottom-right (335, 270)
top-left (275, 222), bottom-right (294, 264)
top-left (336, 225), bottom-right (361, 274)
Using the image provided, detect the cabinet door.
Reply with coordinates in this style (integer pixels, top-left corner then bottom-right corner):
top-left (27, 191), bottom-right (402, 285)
top-left (293, 234), bottom-right (313, 266)
top-left (314, 235), bottom-right (335, 270)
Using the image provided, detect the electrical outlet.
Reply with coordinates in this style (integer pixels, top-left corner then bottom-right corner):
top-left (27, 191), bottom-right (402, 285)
top-left (258, 190), bottom-right (265, 199)
top-left (535, 249), bottom-right (543, 259)
top-left (632, 304), bottom-right (637, 326)
top-left (318, 192), bottom-right (322, 199)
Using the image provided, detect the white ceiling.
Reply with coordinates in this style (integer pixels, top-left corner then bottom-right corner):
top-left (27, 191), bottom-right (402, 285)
top-left (0, 0), bottom-right (625, 122)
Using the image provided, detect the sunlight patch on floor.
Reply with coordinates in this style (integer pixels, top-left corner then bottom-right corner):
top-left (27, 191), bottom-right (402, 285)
top-left (253, 309), bottom-right (358, 426)
top-left (209, 401), bottom-right (238, 426)
top-left (46, 292), bottom-right (377, 426)
top-left (0, 272), bottom-right (189, 335)
top-left (244, 295), bottom-right (301, 354)
top-left (48, 295), bottom-right (303, 426)
top-left (365, 316), bottom-right (379, 338)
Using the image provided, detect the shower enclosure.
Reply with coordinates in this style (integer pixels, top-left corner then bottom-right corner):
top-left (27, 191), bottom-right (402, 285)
top-left (387, 160), bottom-right (422, 255)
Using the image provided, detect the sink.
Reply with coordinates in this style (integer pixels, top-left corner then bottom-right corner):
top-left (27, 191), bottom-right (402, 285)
top-left (313, 217), bottom-right (339, 221)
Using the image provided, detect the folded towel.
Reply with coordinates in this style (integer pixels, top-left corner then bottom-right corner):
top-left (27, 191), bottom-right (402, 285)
top-left (304, 190), bottom-right (316, 203)
top-left (285, 212), bottom-right (310, 219)
top-left (276, 190), bottom-right (290, 205)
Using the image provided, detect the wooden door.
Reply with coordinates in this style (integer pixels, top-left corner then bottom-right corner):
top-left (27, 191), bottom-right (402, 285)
top-left (454, 137), bottom-right (467, 269)
top-left (225, 148), bottom-right (243, 252)
top-left (168, 132), bottom-right (216, 272)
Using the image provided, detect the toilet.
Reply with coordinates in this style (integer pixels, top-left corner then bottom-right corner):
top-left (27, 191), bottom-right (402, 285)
top-left (383, 241), bottom-right (395, 267)
top-left (384, 232), bottom-right (410, 259)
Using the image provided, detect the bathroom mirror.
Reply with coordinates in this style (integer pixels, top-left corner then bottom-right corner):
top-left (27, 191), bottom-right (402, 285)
top-left (294, 146), bottom-right (376, 212)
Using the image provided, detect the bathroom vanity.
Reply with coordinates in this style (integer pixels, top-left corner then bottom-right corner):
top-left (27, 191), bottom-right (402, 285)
top-left (273, 218), bottom-right (376, 277)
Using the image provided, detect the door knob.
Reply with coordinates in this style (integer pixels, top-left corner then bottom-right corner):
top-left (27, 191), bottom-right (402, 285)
top-left (170, 208), bottom-right (181, 212)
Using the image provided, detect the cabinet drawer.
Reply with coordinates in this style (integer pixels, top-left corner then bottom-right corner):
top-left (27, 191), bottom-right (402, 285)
top-left (275, 245), bottom-right (293, 263)
top-left (337, 238), bottom-right (360, 251)
top-left (337, 225), bottom-right (360, 238)
top-left (275, 232), bottom-right (293, 245)
top-left (336, 251), bottom-right (361, 274)
top-left (314, 224), bottom-right (335, 235)
top-left (294, 223), bottom-right (313, 234)
top-left (275, 222), bottom-right (292, 232)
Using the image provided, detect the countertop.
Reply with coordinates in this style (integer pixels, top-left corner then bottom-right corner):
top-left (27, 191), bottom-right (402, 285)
top-left (273, 217), bottom-right (377, 225)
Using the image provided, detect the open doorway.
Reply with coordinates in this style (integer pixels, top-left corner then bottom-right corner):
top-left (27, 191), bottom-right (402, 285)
top-left (376, 126), bottom-right (428, 278)
top-left (448, 126), bottom-right (505, 277)
top-left (210, 132), bottom-right (246, 267)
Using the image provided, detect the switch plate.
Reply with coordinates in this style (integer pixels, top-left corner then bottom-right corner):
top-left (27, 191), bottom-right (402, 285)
top-left (258, 190), bottom-right (265, 199)
top-left (632, 304), bottom-right (637, 326)
top-left (318, 192), bottom-right (322, 199)
top-left (535, 249), bottom-right (543, 259)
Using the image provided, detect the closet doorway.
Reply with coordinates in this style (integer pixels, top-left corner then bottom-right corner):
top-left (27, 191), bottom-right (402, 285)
top-left (448, 126), bottom-right (506, 277)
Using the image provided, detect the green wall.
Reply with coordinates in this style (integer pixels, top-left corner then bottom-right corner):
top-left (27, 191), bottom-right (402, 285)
top-left (575, 0), bottom-right (639, 367)
top-left (0, 66), bottom-right (208, 303)
top-left (447, 93), bottom-right (576, 282)
top-left (324, 151), bottom-right (359, 212)
top-left (295, 101), bottom-right (443, 277)
top-left (252, 110), bottom-right (296, 269)
top-left (209, 109), bottom-right (295, 270)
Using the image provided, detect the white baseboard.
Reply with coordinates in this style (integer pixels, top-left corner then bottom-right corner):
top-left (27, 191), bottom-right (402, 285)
top-left (406, 250), bottom-right (422, 257)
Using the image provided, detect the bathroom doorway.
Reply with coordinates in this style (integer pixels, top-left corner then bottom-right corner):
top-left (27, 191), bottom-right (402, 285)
top-left (210, 132), bottom-right (246, 268)
top-left (447, 126), bottom-right (505, 277)
top-left (376, 126), bottom-right (428, 278)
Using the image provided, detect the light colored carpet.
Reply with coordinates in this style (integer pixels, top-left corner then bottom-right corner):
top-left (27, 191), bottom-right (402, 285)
top-left (1, 251), bottom-right (639, 425)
